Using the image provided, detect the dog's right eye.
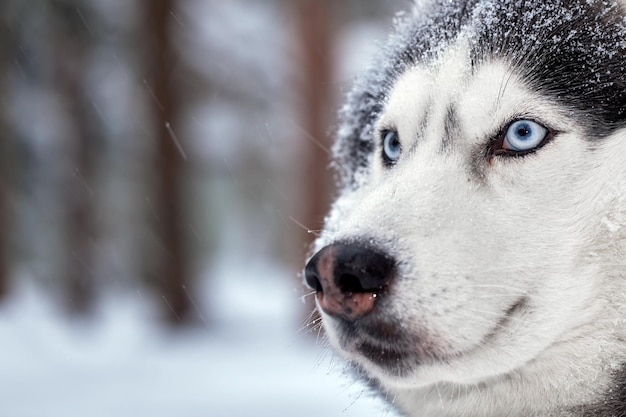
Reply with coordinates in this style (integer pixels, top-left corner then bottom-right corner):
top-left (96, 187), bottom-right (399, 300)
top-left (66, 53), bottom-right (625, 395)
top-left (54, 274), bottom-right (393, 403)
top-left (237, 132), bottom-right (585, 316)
top-left (382, 130), bottom-right (401, 166)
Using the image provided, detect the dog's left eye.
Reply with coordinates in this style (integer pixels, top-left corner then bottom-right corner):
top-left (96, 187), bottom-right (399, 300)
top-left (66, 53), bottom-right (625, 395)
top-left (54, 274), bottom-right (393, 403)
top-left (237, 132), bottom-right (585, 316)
top-left (501, 120), bottom-right (548, 153)
top-left (382, 130), bottom-right (401, 165)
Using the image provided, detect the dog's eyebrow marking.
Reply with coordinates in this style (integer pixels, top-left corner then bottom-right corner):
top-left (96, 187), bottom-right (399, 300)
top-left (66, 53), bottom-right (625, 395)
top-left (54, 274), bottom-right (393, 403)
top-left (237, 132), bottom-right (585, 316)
top-left (419, 96), bottom-right (434, 138)
top-left (440, 104), bottom-right (459, 153)
top-left (406, 96), bottom-right (433, 155)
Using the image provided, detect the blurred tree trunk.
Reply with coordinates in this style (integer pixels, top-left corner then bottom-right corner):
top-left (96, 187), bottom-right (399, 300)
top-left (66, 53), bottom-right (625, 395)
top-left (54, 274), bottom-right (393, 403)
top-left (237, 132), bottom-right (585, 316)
top-left (0, 140), bottom-right (7, 300)
top-left (0, 112), bottom-right (8, 302)
top-left (295, 0), bottom-right (334, 320)
top-left (52, 2), bottom-right (97, 315)
top-left (65, 138), bottom-right (95, 315)
top-left (149, 0), bottom-right (191, 325)
top-left (0, 15), bottom-right (12, 301)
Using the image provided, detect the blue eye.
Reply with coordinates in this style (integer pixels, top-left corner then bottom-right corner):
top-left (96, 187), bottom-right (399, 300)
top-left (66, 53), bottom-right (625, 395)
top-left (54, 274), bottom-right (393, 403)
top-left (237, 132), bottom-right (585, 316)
top-left (503, 120), bottom-right (548, 152)
top-left (382, 130), bottom-right (401, 165)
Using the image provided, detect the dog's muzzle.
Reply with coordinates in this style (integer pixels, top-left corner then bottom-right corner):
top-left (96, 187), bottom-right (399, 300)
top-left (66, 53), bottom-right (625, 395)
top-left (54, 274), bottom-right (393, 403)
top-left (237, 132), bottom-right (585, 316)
top-left (304, 243), bottom-right (395, 321)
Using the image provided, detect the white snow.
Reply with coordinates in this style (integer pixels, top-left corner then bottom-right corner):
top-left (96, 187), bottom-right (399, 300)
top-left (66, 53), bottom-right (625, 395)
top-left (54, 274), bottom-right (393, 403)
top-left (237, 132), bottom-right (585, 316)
top-left (0, 261), bottom-right (397, 417)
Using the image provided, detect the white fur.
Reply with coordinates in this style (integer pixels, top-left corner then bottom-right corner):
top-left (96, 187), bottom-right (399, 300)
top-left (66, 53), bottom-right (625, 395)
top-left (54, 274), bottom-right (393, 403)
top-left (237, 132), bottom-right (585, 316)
top-left (316, 37), bottom-right (626, 416)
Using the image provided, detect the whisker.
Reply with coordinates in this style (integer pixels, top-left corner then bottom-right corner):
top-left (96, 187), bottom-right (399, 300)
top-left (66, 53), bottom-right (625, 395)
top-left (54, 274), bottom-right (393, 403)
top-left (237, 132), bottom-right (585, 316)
top-left (297, 308), bottom-right (322, 334)
top-left (475, 293), bottom-right (527, 299)
top-left (435, 382), bottom-right (445, 410)
top-left (465, 283), bottom-right (528, 293)
top-left (298, 317), bottom-right (323, 335)
top-left (468, 264), bottom-right (540, 275)
top-left (288, 119), bottom-right (331, 154)
top-left (591, 263), bottom-right (626, 269)
top-left (316, 318), bottom-right (326, 344)
top-left (310, 343), bottom-right (330, 372)
top-left (288, 216), bottom-right (321, 237)
top-left (343, 386), bottom-right (366, 412)
top-left (300, 290), bottom-right (317, 300)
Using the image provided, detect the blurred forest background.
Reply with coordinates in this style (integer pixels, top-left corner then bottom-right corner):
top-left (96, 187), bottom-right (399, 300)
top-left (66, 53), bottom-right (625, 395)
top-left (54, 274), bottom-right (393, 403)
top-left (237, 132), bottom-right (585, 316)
top-left (0, 0), bottom-right (407, 322)
top-left (0, 0), bottom-right (405, 415)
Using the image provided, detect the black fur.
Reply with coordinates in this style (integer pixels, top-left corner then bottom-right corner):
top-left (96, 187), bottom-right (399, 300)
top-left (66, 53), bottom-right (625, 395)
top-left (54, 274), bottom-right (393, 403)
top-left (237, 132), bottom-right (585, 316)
top-left (578, 365), bottom-right (626, 417)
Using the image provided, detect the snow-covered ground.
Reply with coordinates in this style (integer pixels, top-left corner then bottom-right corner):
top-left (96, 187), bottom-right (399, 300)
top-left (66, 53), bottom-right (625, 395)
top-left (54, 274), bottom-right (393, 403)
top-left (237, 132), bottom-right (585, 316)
top-left (0, 260), bottom-right (398, 417)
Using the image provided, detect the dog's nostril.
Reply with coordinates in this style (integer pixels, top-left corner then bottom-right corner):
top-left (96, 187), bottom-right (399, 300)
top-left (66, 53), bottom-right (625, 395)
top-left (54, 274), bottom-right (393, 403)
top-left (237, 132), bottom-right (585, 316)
top-left (338, 273), bottom-right (362, 293)
top-left (307, 272), bottom-right (323, 293)
top-left (335, 246), bottom-right (394, 294)
top-left (339, 273), bottom-right (384, 294)
top-left (304, 250), bottom-right (327, 293)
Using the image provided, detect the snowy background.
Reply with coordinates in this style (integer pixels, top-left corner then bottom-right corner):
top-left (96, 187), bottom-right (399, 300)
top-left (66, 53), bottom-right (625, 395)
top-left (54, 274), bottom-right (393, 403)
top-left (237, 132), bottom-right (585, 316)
top-left (1, 262), bottom-right (398, 417)
top-left (0, 0), bottom-right (406, 416)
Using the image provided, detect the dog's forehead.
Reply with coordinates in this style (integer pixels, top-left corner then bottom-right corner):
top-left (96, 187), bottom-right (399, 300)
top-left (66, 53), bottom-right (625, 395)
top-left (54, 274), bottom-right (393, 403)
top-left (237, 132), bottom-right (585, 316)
top-left (394, 0), bottom-right (626, 130)
top-left (382, 40), bottom-right (470, 125)
top-left (379, 41), bottom-right (471, 148)
top-left (380, 44), bottom-right (535, 149)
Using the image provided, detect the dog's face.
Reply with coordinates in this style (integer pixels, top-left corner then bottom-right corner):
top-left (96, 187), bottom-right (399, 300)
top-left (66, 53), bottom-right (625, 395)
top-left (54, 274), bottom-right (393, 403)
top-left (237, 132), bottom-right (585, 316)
top-left (305, 0), bottom-right (626, 412)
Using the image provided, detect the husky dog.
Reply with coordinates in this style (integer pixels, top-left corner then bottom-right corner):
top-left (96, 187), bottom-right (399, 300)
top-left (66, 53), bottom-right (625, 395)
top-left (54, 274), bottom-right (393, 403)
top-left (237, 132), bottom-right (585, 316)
top-left (304, 1), bottom-right (626, 416)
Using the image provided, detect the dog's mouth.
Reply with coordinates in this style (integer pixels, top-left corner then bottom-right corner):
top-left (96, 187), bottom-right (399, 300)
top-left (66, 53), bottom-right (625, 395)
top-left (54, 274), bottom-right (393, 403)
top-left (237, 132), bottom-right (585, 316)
top-left (331, 297), bottom-right (529, 378)
top-left (354, 342), bottom-right (412, 375)
top-left (484, 297), bottom-right (527, 340)
top-left (332, 317), bottom-right (433, 376)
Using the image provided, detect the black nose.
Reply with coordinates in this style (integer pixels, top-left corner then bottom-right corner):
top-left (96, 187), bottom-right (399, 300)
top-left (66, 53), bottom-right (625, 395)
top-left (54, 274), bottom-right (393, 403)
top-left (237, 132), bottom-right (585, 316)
top-left (304, 242), bottom-right (395, 320)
